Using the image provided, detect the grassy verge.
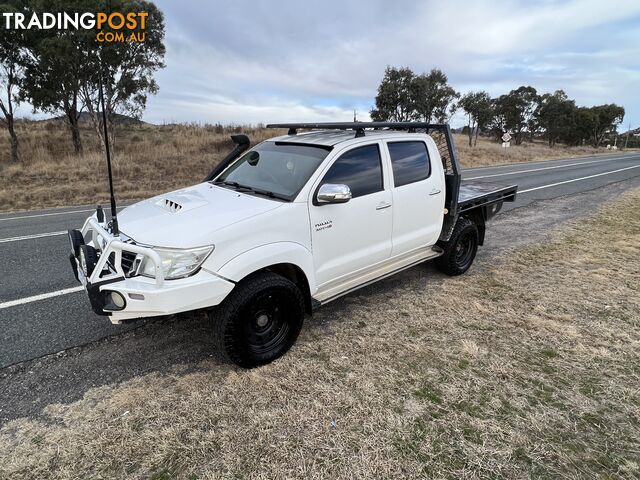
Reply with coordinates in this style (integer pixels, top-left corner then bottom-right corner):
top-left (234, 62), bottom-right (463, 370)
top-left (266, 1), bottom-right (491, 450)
top-left (1, 189), bottom-right (638, 478)
top-left (0, 121), bottom-right (627, 212)
top-left (454, 133), bottom-right (624, 168)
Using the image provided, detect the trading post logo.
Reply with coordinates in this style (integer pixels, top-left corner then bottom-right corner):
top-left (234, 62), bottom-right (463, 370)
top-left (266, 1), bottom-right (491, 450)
top-left (1, 11), bottom-right (148, 42)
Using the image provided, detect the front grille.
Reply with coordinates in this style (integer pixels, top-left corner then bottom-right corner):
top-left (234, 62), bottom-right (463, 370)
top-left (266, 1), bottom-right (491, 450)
top-left (121, 251), bottom-right (138, 276)
top-left (100, 232), bottom-right (141, 277)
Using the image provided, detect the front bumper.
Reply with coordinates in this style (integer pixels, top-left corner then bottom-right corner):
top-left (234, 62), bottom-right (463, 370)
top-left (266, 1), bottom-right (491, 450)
top-left (70, 217), bottom-right (235, 324)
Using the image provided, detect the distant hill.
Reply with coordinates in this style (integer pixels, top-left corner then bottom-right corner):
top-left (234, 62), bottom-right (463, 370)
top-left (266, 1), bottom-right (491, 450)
top-left (40, 112), bottom-right (150, 126)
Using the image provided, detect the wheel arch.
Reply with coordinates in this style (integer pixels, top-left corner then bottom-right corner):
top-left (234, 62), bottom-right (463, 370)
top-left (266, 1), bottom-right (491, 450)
top-left (215, 242), bottom-right (316, 314)
top-left (261, 263), bottom-right (313, 314)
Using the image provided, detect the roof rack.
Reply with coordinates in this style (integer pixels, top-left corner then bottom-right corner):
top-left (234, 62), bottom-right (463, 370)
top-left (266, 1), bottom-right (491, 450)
top-left (265, 121), bottom-right (446, 137)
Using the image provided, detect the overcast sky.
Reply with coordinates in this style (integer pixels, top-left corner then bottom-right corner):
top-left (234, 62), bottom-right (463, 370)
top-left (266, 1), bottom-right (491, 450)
top-left (19, 0), bottom-right (640, 130)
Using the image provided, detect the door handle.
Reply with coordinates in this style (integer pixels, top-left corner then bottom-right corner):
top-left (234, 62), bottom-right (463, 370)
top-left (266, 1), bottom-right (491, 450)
top-left (376, 202), bottom-right (392, 210)
top-left (429, 189), bottom-right (441, 196)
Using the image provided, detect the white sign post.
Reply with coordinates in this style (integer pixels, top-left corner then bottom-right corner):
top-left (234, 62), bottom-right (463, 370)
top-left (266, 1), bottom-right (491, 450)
top-left (501, 132), bottom-right (511, 148)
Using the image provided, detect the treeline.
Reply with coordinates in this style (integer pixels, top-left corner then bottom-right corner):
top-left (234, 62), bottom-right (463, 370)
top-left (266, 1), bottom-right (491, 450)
top-left (0, 0), bottom-right (165, 163)
top-left (371, 66), bottom-right (626, 148)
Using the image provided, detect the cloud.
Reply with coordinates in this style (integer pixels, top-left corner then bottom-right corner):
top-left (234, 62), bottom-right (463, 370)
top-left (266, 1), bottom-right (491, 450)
top-left (16, 0), bottom-right (640, 129)
top-left (149, 91), bottom-right (361, 125)
top-left (144, 0), bottom-right (640, 127)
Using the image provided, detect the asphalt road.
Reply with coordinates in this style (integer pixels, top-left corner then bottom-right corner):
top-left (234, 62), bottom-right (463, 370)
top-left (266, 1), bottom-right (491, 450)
top-left (1, 151), bottom-right (639, 368)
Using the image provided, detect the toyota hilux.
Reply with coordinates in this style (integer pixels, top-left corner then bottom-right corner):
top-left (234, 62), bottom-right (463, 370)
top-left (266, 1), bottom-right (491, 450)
top-left (68, 122), bottom-right (517, 368)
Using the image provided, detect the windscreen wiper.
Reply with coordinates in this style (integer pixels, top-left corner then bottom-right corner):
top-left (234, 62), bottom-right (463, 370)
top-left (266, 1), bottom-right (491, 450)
top-left (247, 188), bottom-right (289, 201)
top-left (212, 180), bottom-right (288, 201)
top-left (234, 184), bottom-right (288, 201)
top-left (213, 180), bottom-right (241, 188)
top-left (212, 180), bottom-right (254, 192)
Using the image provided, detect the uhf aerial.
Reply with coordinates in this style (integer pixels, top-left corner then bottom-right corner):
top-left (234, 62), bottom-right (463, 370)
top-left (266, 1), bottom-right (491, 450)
top-left (98, 62), bottom-right (119, 236)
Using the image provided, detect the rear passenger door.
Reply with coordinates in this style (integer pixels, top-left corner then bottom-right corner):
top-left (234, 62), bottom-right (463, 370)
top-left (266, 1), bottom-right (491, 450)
top-left (309, 143), bottom-right (392, 288)
top-left (386, 140), bottom-right (444, 256)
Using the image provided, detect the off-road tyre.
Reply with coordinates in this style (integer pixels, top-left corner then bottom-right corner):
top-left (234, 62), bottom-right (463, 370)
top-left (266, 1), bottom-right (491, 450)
top-left (68, 229), bottom-right (85, 257)
top-left (79, 244), bottom-right (99, 277)
top-left (435, 217), bottom-right (479, 276)
top-left (213, 271), bottom-right (305, 368)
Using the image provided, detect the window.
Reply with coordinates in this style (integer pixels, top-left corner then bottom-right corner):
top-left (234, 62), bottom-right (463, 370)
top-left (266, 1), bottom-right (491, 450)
top-left (320, 144), bottom-right (383, 198)
top-left (216, 142), bottom-right (330, 200)
top-left (388, 141), bottom-right (431, 187)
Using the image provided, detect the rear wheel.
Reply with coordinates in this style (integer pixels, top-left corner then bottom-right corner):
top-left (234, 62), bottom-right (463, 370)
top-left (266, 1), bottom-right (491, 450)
top-left (435, 217), bottom-right (479, 276)
top-left (212, 271), bottom-right (305, 368)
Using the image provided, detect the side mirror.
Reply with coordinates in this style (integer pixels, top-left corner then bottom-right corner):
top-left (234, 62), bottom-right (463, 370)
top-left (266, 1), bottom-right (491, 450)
top-left (316, 184), bottom-right (352, 204)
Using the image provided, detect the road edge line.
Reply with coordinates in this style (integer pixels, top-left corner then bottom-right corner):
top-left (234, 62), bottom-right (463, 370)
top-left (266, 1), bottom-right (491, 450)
top-left (519, 165), bottom-right (640, 193)
top-left (0, 286), bottom-right (85, 310)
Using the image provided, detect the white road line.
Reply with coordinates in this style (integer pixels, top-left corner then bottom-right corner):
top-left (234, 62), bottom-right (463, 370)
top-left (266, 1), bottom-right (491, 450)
top-left (464, 153), bottom-right (638, 172)
top-left (0, 231), bottom-right (67, 244)
top-left (519, 164), bottom-right (640, 193)
top-left (0, 208), bottom-right (94, 222)
top-left (0, 286), bottom-right (84, 310)
top-left (465, 155), bottom-right (637, 180)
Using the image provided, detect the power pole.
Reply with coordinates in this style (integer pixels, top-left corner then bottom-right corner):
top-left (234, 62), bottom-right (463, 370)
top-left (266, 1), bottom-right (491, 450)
top-left (353, 109), bottom-right (357, 122)
top-left (624, 122), bottom-right (631, 150)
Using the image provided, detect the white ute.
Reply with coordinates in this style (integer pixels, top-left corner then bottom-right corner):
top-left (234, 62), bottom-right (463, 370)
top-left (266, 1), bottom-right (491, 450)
top-left (68, 122), bottom-right (517, 368)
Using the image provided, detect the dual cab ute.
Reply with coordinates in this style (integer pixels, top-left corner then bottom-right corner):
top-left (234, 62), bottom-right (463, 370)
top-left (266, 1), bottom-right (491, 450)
top-left (68, 122), bottom-right (517, 368)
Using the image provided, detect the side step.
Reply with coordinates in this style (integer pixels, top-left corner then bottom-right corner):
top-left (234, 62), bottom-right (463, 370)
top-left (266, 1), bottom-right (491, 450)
top-left (313, 245), bottom-right (443, 306)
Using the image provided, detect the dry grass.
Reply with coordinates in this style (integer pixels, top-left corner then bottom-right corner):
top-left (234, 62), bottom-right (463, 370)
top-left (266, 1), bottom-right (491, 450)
top-left (0, 189), bottom-right (638, 478)
top-left (454, 134), bottom-right (621, 168)
top-left (0, 122), bottom-right (626, 212)
top-left (0, 121), bottom-right (281, 213)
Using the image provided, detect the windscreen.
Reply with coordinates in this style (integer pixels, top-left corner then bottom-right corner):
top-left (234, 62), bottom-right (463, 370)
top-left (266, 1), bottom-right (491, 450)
top-left (215, 142), bottom-right (330, 200)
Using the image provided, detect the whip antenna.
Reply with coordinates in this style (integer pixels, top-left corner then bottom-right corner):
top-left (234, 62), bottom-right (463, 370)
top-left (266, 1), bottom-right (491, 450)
top-left (98, 70), bottom-right (119, 236)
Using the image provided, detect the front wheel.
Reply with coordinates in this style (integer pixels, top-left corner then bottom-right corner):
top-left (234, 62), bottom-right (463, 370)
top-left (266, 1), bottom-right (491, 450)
top-left (212, 271), bottom-right (305, 368)
top-left (435, 217), bottom-right (479, 276)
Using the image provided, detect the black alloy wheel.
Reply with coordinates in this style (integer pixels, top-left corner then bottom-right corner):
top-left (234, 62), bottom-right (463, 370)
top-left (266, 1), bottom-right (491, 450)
top-left (243, 289), bottom-right (294, 357)
top-left (213, 271), bottom-right (305, 368)
top-left (435, 217), bottom-right (479, 276)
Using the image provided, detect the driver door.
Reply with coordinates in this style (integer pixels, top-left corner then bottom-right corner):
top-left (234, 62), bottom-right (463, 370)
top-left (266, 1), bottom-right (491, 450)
top-left (309, 143), bottom-right (392, 293)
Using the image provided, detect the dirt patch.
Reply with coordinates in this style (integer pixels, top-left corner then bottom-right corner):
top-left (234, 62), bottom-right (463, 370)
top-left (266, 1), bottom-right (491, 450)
top-left (1, 186), bottom-right (638, 478)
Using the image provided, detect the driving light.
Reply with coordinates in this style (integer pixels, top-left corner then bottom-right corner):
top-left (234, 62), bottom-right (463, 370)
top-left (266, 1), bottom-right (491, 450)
top-left (139, 245), bottom-right (214, 280)
top-left (103, 291), bottom-right (126, 311)
top-left (110, 291), bottom-right (125, 308)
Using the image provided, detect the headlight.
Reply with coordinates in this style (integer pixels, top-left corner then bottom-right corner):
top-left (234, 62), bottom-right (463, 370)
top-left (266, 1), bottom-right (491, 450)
top-left (138, 245), bottom-right (214, 280)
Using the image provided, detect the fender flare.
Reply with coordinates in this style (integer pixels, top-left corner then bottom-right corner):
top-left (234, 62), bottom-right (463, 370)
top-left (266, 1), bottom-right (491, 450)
top-left (215, 242), bottom-right (317, 294)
